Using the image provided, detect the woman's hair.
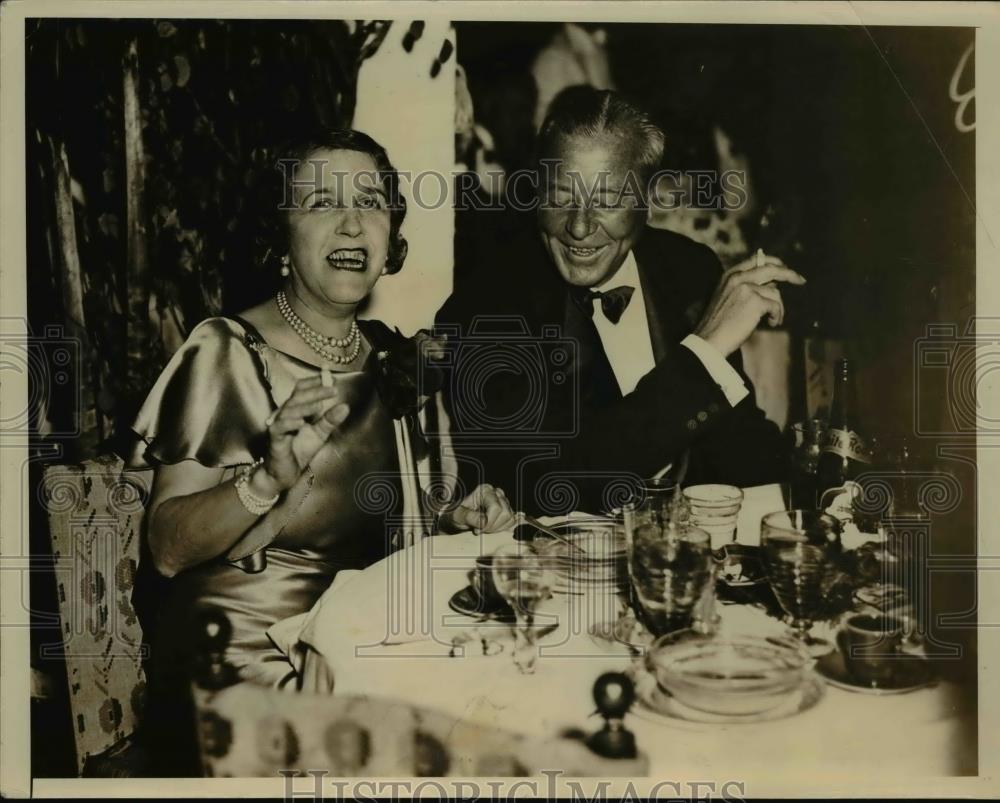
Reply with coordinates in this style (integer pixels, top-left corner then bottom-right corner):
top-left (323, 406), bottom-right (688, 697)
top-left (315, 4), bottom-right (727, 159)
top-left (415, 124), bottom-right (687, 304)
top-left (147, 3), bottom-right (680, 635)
top-left (259, 128), bottom-right (408, 275)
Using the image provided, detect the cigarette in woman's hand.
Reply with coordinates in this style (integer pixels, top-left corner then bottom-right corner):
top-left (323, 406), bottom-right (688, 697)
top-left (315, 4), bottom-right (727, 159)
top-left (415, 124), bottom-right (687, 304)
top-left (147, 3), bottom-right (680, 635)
top-left (755, 248), bottom-right (765, 268)
top-left (321, 366), bottom-right (333, 388)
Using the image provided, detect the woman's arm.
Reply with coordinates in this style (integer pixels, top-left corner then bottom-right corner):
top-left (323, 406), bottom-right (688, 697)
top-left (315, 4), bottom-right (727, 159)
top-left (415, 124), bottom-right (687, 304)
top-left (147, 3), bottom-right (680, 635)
top-left (147, 375), bottom-right (349, 577)
top-left (438, 483), bottom-right (517, 534)
top-left (147, 460), bottom-right (282, 578)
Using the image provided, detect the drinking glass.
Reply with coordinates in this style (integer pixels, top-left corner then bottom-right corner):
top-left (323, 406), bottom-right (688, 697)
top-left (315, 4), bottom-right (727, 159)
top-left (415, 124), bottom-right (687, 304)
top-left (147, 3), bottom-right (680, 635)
top-left (761, 509), bottom-right (842, 655)
top-left (491, 545), bottom-right (554, 674)
top-left (683, 484), bottom-right (744, 550)
top-left (624, 501), bottom-right (713, 638)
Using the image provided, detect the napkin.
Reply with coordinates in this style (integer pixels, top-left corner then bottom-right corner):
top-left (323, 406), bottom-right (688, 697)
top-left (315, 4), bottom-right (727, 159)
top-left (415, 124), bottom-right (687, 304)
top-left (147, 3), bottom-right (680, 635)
top-left (734, 483), bottom-right (786, 545)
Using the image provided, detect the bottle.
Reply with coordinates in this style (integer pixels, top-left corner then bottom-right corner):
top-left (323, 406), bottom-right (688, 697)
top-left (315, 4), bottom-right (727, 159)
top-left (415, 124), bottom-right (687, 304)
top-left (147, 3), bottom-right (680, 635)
top-left (787, 417), bottom-right (827, 510)
top-left (816, 358), bottom-right (873, 526)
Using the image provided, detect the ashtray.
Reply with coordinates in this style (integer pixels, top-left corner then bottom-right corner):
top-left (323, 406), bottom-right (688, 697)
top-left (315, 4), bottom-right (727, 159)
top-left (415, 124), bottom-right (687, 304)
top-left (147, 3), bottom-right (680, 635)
top-left (714, 543), bottom-right (766, 588)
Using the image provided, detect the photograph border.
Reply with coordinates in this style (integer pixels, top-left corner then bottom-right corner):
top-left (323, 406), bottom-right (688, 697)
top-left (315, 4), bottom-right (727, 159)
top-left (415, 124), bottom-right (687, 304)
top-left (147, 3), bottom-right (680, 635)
top-left (2, 0), bottom-right (998, 798)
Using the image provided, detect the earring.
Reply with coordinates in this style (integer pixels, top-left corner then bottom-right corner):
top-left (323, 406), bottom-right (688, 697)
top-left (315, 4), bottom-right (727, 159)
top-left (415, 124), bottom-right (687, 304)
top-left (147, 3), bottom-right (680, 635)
top-left (280, 254), bottom-right (291, 277)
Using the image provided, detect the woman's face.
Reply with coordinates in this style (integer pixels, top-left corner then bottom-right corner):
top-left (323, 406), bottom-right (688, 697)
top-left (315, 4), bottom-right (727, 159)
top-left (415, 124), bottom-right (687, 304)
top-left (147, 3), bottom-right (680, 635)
top-left (285, 147), bottom-right (392, 309)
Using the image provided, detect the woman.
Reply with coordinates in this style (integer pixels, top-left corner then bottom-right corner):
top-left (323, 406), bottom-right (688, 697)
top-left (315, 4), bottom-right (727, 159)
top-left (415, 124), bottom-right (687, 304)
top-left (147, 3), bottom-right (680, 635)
top-left (128, 129), bottom-right (515, 772)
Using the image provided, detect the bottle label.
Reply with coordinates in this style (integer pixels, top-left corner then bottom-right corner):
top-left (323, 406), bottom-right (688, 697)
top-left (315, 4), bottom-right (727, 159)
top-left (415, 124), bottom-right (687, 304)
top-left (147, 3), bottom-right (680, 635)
top-left (821, 428), bottom-right (872, 463)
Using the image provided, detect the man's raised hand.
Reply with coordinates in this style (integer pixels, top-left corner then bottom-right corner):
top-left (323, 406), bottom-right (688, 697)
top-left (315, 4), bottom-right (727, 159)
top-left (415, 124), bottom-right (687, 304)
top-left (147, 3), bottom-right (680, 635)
top-left (693, 250), bottom-right (806, 357)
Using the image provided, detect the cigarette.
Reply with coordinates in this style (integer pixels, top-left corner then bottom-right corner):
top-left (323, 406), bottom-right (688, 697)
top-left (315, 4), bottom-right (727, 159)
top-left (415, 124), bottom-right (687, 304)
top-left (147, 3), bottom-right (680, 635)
top-left (321, 366), bottom-right (333, 387)
top-left (755, 248), bottom-right (765, 268)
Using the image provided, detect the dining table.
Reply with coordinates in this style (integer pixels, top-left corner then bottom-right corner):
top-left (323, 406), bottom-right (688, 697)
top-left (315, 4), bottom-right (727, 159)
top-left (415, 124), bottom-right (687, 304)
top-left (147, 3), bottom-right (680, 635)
top-left (271, 484), bottom-right (976, 784)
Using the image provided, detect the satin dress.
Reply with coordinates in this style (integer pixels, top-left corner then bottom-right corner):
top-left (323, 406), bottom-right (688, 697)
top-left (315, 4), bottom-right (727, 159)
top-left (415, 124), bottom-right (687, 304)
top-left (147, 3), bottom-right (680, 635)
top-left (128, 317), bottom-right (406, 690)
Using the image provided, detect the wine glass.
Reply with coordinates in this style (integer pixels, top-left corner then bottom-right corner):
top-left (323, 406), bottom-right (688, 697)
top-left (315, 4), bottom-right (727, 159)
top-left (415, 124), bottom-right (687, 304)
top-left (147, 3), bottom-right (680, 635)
top-left (761, 509), bottom-right (842, 656)
top-left (491, 545), bottom-right (554, 674)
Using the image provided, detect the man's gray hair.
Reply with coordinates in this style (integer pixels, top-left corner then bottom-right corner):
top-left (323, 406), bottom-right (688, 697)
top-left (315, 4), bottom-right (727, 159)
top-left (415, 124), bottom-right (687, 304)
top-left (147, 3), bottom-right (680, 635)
top-left (537, 86), bottom-right (666, 181)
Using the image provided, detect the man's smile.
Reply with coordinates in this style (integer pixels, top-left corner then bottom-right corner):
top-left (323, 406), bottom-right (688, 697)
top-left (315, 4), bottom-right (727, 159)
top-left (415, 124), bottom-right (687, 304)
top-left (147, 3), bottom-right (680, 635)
top-left (563, 242), bottom-right (609, 262)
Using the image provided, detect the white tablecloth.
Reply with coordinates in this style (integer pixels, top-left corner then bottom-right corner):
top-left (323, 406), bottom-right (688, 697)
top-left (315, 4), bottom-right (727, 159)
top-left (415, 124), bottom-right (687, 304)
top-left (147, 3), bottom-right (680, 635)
top-left (279, 485), bottom-right (974, 780)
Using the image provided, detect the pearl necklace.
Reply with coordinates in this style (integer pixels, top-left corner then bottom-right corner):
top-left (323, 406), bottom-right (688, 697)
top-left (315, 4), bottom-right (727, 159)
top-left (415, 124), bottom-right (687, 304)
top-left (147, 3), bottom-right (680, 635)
top-left (276, 291), bottom-right (362, 365)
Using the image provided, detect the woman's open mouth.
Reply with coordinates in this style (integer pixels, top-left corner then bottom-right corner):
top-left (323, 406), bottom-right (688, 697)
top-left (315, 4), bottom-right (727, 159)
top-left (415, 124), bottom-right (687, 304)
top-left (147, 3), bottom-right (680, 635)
top-left (326, 248), bottom-right (368, 271)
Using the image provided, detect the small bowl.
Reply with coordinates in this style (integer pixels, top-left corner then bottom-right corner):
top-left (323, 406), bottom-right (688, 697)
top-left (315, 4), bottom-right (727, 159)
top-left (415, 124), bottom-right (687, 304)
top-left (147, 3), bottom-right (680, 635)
top-left (646, 633), bottom-right (811, 717)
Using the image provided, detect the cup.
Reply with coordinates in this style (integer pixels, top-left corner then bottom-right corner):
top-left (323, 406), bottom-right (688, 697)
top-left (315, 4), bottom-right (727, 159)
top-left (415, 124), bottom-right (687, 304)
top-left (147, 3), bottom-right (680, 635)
top-left (469, 555), bottom-right (505, 609)
top-left (683, 484), bottom-right (744, 549)
top-left (838, 613), bottom-right (904, 685)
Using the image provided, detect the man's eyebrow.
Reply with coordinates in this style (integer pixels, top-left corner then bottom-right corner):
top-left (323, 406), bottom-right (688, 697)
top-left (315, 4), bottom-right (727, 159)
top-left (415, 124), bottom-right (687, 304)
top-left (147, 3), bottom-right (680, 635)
top-left (551, 180), bottom-right (622, 196)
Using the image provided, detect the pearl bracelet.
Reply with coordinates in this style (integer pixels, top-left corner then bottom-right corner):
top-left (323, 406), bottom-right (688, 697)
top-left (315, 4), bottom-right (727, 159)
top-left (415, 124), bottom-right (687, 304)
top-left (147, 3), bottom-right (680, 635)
top-left (234, 458), bottom-right (280, 516)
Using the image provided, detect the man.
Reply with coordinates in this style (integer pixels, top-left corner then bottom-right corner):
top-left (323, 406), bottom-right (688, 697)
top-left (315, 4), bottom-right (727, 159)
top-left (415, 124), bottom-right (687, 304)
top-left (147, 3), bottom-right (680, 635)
top-left (437, 86), bottom-right (801, 514)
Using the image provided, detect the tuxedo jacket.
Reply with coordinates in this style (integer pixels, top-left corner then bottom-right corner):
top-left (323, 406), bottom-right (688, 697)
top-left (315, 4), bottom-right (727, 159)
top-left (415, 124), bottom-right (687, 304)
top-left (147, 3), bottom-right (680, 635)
top-left (436, 218), bottom-right (788, 514)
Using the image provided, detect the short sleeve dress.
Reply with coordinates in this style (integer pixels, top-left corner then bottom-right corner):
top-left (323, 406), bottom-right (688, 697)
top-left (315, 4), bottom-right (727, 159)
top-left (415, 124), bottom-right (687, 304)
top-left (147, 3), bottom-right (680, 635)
top-left (126, 316), bottom-right (436, 688)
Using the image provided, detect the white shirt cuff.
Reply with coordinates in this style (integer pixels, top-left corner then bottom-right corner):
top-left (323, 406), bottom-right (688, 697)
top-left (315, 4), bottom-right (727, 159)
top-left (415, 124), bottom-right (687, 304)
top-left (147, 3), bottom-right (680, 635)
top-left (681, 334), bottom-right (750, 407)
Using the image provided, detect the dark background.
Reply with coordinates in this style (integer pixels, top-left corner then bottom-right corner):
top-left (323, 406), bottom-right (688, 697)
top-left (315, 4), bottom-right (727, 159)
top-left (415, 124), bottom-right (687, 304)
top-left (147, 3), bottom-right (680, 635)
top-left (458, 22), bottom-right (976, 436)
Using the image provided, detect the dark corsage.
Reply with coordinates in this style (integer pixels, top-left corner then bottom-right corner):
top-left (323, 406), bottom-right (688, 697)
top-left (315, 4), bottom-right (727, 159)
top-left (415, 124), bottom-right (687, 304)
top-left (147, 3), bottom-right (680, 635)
top-left (373, 328), bottom-right (447, 420)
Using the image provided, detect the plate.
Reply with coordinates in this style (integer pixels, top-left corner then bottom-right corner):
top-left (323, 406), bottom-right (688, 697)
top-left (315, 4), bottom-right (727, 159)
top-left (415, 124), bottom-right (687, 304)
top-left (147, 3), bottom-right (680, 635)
top-left (448, 586), bottom-right (515, 623)
top-left (816, 649), bottom-right (935, 695)
top-left (631, 666), bottom-right (825, 727)
top-left (853, 583), bottom-right (907, 610)
top-left (531, 519), bottom-right (626, 561)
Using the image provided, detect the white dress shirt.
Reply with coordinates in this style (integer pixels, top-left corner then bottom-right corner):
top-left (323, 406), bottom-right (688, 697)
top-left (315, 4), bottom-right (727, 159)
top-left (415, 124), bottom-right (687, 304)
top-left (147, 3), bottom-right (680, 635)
top-left (591, 251), bottom-right (749, 406)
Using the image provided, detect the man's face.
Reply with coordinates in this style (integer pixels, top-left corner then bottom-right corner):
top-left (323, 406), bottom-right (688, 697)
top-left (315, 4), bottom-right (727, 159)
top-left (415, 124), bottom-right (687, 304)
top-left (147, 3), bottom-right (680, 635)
top-left (537, 133), bottom-right (647, 288)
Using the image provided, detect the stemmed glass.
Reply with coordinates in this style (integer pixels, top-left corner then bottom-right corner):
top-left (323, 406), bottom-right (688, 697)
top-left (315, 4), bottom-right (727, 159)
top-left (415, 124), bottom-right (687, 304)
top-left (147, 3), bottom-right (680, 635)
top-left (760, 509), bottom-right (843, 656)
top-left (491, 545), bottom-right (555, 674)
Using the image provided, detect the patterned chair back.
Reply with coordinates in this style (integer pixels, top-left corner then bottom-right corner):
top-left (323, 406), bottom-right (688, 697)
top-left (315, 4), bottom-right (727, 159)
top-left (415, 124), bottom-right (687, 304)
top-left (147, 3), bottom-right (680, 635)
top-left (190, 610), bottom-right (649, 778)
top-left (192, 682), bottom-right (647, 778)
top-left (41, 455), bottom-right (152, 774)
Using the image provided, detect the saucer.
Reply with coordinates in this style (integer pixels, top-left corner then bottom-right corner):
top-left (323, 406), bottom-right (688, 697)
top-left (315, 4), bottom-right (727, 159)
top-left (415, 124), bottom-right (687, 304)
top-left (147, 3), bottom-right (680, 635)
top-left (631, 666), bottom-right (824, 727)
top-left (816, 649), bottom-right (935, 695)
top-left (448, 586), bottom-right (515, 623)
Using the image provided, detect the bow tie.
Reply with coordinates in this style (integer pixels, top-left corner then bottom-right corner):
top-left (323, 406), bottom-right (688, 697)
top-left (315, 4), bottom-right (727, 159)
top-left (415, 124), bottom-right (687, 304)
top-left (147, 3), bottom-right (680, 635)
top-left (570, 285), bottom-right (636, 324)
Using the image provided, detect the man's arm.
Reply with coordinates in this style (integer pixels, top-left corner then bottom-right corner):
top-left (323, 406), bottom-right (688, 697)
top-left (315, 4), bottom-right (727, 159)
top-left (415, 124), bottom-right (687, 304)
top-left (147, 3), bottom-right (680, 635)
top-left (528, 238), bottom-right (790, 506)
top-left (554, 340), bottom-right (768, 477)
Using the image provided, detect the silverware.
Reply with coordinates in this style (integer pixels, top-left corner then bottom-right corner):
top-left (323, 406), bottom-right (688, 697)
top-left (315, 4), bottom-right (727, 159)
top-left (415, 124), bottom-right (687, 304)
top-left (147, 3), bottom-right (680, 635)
top-left (517, 512), bottom-right (588, 555)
